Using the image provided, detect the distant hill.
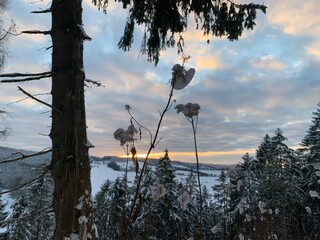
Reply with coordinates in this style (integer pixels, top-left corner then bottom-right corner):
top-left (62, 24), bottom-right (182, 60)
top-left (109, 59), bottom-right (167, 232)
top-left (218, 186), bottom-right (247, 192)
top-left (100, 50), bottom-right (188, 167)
top-left (0, 146), bottom-right (233, 196)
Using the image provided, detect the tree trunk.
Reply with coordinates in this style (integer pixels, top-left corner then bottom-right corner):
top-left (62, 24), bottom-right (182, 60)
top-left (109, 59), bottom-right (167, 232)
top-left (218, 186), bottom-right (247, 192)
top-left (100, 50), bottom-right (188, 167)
top-left (50, 0), bottom-right (94, 238)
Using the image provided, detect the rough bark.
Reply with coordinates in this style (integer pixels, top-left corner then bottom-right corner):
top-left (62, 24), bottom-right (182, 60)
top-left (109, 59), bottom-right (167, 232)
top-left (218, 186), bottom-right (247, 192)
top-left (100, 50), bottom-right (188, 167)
top-left (50, 0), bottom-right (94, 238)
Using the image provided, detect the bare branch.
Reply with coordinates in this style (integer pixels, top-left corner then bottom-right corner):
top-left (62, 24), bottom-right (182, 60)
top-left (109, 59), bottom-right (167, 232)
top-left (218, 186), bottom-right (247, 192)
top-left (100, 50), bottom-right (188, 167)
top-left (7, 93), bottom-right (50, 106)
top-left (0, 147), bottom-right (52, 165)
top-left (0, 71), bottom-right (52, 78)
top-left (21, 30), bottom-right (51, 35)
top-left (31, 8), bottom-right (51, 14)
top-left (0, 168), bottom-right (49, 195)
top-left (0, 74), bottom-right (52, 83)
top-left (18, 86), bottom-right (62, 114)
top-left (85, 78), bottom-right (104, 88)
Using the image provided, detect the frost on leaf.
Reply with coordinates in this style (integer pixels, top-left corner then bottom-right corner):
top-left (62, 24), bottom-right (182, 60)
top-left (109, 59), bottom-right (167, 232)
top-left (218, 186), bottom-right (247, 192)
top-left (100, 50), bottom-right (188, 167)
top-left (315, 171), bottom-right (320, 177)
top-left (151, 184), bottom-right (166, 201)
top-left (275, 208), bottom-right (280, 215)
top-left (314, 163), bottom-right (320, 170)
top-left (178, 191), bottom-right (191, 210)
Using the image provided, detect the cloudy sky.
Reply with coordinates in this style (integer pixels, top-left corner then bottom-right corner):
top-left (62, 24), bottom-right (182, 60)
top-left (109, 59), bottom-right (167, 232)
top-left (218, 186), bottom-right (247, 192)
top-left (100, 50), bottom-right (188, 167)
top-left (0, 0), bottom-right (319, 164)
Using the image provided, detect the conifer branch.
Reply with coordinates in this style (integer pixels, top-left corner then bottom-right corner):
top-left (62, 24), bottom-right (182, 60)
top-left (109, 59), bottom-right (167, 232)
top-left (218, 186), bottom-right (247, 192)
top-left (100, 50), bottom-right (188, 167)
top-left (0, 148), bottom-right (52, 165)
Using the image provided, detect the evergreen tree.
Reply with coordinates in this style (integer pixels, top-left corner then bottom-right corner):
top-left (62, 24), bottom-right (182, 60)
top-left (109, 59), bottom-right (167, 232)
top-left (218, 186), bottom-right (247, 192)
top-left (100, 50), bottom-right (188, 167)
top-left (108, 177), bottom-right (125, 239)
top-left (94, 179), bottom-right (112, 239)
top-left (299, 102), bottom-right (320, 237)
top-left (8, 175), bottom-right (54, 240)
top-left (179, 172), bottom-right (199, 239)
top-left (301, 102), bottom-right (320, 164)
top-left (8, 195), bottom-right (31, 240)
top-left (132, 166), bottom-right (156, 239)
top-left (212, 170), bottom-right (230, 239)
top-left (201, 185), bottom-right (215, 239)
top-left (149, 150), bottom-right (182, 239)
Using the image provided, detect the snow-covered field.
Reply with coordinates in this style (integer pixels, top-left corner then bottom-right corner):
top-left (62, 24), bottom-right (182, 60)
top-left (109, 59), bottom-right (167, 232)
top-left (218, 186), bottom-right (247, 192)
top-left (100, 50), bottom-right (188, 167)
top-left (91, 160), bottom-right (222, 195)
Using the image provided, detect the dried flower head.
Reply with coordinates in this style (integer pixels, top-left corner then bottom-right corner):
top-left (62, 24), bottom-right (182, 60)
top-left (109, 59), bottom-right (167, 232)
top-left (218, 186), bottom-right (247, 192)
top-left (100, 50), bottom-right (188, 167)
top-left (113, 125), bottom-right (138, 146)
top-left (125, 104), bottom-right (131, 111)
top-left (175, 103), bottom-right (200, 118)
top-left (171, 64), bottom-right (195, 90)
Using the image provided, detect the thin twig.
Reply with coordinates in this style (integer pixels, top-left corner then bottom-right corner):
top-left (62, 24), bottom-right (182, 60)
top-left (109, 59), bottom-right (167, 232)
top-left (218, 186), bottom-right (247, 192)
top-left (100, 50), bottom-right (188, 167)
top-left (7, 93), bottom-right (50, 106)
top-left (127, 110), bottom-right (153, 144)
top-left (18, 86), bottom-right (62, 114)
top-left (0, 148), bottom-right (52, 165)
